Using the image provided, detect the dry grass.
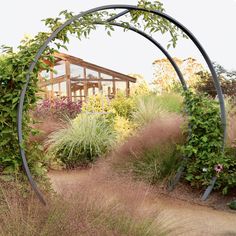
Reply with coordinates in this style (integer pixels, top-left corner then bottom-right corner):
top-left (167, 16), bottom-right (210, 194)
top-left (30, 115), bottom-right (64, 144)
top-left (113, 114), bottom-right (185, 164)
top-left (0, 177), bottom-right (175, 236)
top-left (2, 109), bottom-right (189, 235)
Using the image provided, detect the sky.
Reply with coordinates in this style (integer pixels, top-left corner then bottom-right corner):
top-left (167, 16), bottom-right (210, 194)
top-left (0, 0), bottom-right (236, 82)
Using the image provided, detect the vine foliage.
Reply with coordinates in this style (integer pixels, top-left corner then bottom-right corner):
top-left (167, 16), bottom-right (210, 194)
top-left (181, 91), bottom-right (236, 194)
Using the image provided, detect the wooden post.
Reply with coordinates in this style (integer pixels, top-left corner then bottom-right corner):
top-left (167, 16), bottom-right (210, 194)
top-left (58, 83), bottom-right (61, 97)
top-left (126, 81), bottom-right (130, 97)
top-left (79, 89), bottom-right (82, 101)
top-left (50, 68), bottom-right (54, 99)
top-left (83, 67), bottom-right (88, 100)
top-left (112, 76), bottom-right (116, 97)
top-left (65, 60), bottom-right (72, 101)
top-left (108, 86), bottom-right (111, 98)
top-left (92, 84), bottom-right (96, 95)
top-left (98, 72), bottom-right (102, 92)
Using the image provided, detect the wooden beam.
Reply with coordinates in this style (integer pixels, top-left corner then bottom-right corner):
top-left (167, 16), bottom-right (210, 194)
top-left (54, 52), bottom-right (84, 65)
top-left (71, 82), bottom-right (98, 92)
top-left (53, 52), bottom-right (136, 83)
top-left (70, 77), bottom-right (127, 82)
top-left (80, 61), bottom-right (136, 82)
top-left (39, 75), bottom-right (66, 87)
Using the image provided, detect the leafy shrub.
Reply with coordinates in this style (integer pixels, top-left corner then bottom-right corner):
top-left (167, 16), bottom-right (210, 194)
top-left (46, 113), bottom-right (116, 168)
top-left (0, 52), bottom-right (40, 176)
top-left (114, 115), bottom-right (135, 142)
top-left (82, 94), bottom-right (116, 123)
top-left (111, 92), bottom-right (135, 119)
top-left (132, 95), bottom-right (165, 127)
top-left (82, 94), bottom-right (114, 114)
top-left (0, 141), bottom-right (50, 189)
top-left (181, 91), bottom-right (236, 194)
top-left (129, 144), bottom-right (181, 185)
top-left (34, 97), bottom-right (82, 119)
top-left (194, 70), bottom-right (236, 98)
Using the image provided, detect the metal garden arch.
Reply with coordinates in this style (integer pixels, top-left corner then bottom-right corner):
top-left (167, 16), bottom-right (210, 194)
top-left (17, 5), bottom-right (226, 205)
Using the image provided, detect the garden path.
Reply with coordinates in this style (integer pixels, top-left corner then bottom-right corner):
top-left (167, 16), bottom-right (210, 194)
top-left (48, 164), bottom-right (236, 236)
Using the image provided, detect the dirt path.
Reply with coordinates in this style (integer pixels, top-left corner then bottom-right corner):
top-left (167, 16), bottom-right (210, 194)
top-left (48, 166), bottom-right (236, 236)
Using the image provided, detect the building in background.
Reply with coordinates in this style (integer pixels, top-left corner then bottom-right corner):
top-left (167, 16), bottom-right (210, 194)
top-left (38, 52), bottom-right (136, 101)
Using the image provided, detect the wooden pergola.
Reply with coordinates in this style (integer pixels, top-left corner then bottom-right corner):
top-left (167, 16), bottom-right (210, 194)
top-left (38, 52), bottom-right (136, 101)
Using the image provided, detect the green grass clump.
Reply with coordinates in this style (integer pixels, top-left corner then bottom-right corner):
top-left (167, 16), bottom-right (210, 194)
top-left (132, 95), bottom-right (164, 127)
top-left (46, 113), bottom-right (116, 168)
top-left (132, 93), bottom-right (183, 127)
top-left (155, 93), bottom-right (183, 113)
top-left (131, 144), bottom-right (181, 185)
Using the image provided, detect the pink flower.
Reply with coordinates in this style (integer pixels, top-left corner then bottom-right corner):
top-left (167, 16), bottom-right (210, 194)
top-left (214, 164), bottom-right (223, 174)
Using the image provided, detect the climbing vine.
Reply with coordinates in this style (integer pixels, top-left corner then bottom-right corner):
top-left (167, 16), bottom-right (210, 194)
top-left (181, 91), bottom-right (236, 194)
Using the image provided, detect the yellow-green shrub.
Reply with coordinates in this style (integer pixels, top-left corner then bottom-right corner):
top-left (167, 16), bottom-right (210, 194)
top-left (114, 116), bottom-right (136, 142)
top-left (111, 92), bottom-right (135, 119)
top-left (82, 94), bottom-right (115, 114)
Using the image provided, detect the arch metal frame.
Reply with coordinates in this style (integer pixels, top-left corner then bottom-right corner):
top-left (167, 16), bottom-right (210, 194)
top-left (17, 5), bottom-right (226, 205)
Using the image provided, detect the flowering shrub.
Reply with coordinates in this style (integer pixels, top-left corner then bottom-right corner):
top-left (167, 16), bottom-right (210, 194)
top-left (34, 97), bottom-right (82, 119)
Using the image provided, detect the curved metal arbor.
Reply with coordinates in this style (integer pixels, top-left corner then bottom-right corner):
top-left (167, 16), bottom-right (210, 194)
top-left (17, 5), bottom-right (226, 205)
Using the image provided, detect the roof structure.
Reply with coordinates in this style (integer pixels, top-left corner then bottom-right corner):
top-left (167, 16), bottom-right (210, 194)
top-left (38, 52), bottom-right (136, 100)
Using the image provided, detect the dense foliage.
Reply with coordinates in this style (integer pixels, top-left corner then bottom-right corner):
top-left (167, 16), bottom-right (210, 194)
top-left (114, 115), bottom-right (135, 142)
top-left (34, 97), bottom-right (82, 119)
top-left (111, 93), bottom-right (135, 119)
top-left (194, 63), bottom-right (236, 98)
top-left (181, 91), bottom-right (236, 194)
top-left (0, 45), bottom-right (52, 177)
top-left (82, 94), bottom-right (114, 114)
